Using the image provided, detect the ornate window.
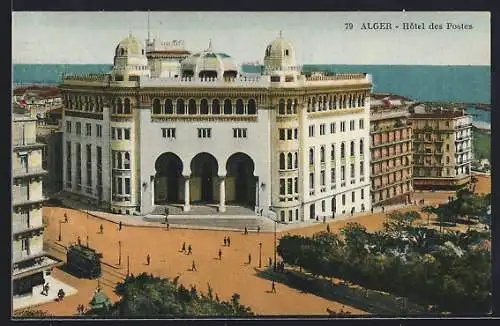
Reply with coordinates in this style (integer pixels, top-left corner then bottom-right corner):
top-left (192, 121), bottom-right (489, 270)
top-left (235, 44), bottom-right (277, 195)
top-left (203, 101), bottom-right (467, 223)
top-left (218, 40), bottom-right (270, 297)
top-left (341, 143), bottom-right (345, 159)
top-left (223, 99), bottom-right (232, 115)
top-left (280, 153), bottom-right (285, 170)
top-left (287, 153), bottom-right (293, 169)
top-left (320, 146), bottom-right (325, 163)
top-left (235, 99), bottom-right (244, 115)
top-left (350, 141), bottom-right (355, 156)
top-left (176, 99), bottom-right (185, 114)
top-left (188, 99), bottom-right (197, 115)
top-left (279, 99), bottom-right (285, 114)
top-left (124, 98), bottom-right (131, 114)
top-left (116, 98), bottom-right (123, 114)
top-left (152, 99), bottom-right (161, 114)
top-left (309, 148), bottom-right (314, 165)
top-left (286, 99), bottom-right (293, 114)
top-left (247, 99), bottom-right (256, 115)
top-left (200, 99), bottom-right (209, 115)
top-left (212, 99), bottom-right (221, 114)
top-left (165, 99), bottom-right (173, 114)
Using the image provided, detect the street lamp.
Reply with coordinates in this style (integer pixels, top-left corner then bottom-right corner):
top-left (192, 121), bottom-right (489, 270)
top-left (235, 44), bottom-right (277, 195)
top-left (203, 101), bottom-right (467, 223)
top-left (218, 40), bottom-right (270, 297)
top-left (58, 220), bottom-right (63, 241)
top-left (259, 242), bottom-right (262, 268)
top-left (265, 207), bottom-right (288, 272)
top-left (118, 241), bottom-right (122, 265)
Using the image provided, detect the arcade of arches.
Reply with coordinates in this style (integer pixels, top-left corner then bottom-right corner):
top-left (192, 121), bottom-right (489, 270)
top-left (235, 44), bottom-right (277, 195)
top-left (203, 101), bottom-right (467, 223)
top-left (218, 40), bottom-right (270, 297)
top-left (153, 152), bottom-right (257, 212)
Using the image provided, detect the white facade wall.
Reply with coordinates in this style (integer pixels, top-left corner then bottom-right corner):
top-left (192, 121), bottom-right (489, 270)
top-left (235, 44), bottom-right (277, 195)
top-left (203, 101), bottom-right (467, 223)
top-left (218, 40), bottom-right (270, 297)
top-left (62, 107), bottom-right (111, 204)
top-left (137, 106), bottom-right (272, 215)
top-left (301, 103), bottom-right (371, 220)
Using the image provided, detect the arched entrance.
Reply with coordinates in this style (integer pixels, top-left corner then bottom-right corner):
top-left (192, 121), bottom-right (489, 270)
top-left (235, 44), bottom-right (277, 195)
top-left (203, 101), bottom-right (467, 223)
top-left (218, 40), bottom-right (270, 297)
top-left (154, 153), bottom-right (183, 204)
top-left (226, 153), bottom-right (256, 208)
top-left (190, 153), bottom-right (219, 203)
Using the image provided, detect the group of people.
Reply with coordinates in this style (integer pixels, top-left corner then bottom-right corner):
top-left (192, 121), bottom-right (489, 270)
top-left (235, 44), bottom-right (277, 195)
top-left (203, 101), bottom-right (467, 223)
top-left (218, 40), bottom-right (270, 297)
top-left (41, 283), bottom-right (66, 302)
top-left (223, 236), bottom-right (231, 247)
top-left (77, 304), bottom-right (86, 315)
top-left (181, 242), bottom-right (193, 255)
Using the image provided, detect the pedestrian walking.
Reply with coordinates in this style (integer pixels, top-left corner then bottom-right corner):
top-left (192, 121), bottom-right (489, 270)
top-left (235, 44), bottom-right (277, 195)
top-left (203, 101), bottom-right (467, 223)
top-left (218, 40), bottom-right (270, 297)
top-left (371, 207), bottom-right (374, 214)
top-left (382, 206), bottom-right (385, 213)
top-left (99, 224), bottom-right (104, 234)
top-left (65, 216), bottom-right (69, 223)
top-left (77, 236), bottom-right (81, 245)
top-left (269, 257), bottom-right (272, 267)
top-left (326, 224), bottom-right (330, 233)
top-left (187, 244), bottom-right (192, 255)
top-left (271, 281), bottom-right (276, 293)
top-left (191, 260), bottom-right (197, 272)
top-left (146, 254), bottom-right (151, 265)
top-left (218, 249), bottom-right (222, 260)
top-left (166, 223), bottom-right (170, 231)
top-left (227, 236), bottom-right (231, 247)
top-left (257, 226), bottom-right (261, 233)
top-left (248, 254), bottom-right (252, 264)
top-left (223, 236), bottom-right (227, 246)
top-left (244, 226), bottom-right (248, 235)
top-left (119, 221), bottom-right (122, 231)
top-left (57, 288), bottom-right (65, 301)
top-left (181, 242), bottom-right (186, 252)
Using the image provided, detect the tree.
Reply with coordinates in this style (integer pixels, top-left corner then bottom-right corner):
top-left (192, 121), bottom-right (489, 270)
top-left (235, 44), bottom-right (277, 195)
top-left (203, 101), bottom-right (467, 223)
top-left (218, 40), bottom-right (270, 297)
top-left (109, 273), bottom-right (253, 317)
top-left (340, 222), bottom-right (369, 258)
top-left (13, 309), bottom-right (53, 318)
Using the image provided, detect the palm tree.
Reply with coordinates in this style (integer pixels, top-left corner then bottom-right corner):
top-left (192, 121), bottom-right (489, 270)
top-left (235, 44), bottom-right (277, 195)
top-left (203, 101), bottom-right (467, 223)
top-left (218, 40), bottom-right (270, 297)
top-left (421, 206), bottom-right (436, 226)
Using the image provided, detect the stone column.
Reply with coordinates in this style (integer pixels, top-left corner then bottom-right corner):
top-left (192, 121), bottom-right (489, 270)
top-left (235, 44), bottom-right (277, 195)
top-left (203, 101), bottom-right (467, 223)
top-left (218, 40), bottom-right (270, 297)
top-left (151, 176), bottom-right (155, 206)
top-left (183, 176), bottom-right (191, 212)
top-left (219, 176), bottom-right (226, 213)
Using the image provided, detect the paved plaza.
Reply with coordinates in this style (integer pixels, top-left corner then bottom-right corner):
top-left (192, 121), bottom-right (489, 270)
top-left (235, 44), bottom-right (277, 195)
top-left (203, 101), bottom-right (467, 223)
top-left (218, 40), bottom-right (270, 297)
top-left (18, 174), bottom-right (490, 316)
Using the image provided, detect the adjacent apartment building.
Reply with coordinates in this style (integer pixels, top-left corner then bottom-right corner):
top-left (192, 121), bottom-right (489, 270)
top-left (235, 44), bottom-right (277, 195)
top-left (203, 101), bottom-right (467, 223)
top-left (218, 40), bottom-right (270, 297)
top-left (409, 104), bottom-right (473, 189)
top-left (369, 93), bottom-right (413, 206)
top-left (12, 113), bottom-right (61, 298)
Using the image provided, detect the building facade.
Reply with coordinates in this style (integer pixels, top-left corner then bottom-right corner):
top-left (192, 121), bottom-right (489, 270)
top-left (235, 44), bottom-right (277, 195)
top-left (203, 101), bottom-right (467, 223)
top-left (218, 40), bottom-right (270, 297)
top-left (59, 34), bottom-right (373, 223)
top-left (369, 94), bottom-right (413, 206)
top-left (409, 105), bottom-right (473, 189)
top-left (12, 113), bottom-right (61, 297)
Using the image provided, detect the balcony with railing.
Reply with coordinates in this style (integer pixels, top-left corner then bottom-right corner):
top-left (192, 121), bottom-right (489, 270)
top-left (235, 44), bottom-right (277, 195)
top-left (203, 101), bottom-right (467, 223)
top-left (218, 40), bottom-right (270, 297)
top-left (371, 150), bottom-right (410, 163)
top-left (12, 137), bottom-right (44, 150)
top-left (13, 167), bottom-right (48, 179)
top-left (371, 137), bottom-right (410, 149)
top-left (371, 165), bottom-right (410, 177)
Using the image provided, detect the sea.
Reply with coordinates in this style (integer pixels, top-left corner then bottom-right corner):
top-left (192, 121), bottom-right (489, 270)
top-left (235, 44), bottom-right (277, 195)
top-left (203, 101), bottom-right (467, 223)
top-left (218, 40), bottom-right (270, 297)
top-left (13, 64), bottom-right (491, 126)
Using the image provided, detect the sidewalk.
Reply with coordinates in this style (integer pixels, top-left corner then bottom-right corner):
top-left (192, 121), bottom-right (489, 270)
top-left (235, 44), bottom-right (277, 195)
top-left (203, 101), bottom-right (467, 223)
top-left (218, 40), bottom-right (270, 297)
top-left (54, 193), bottom-right (416, 233)
top-left (13, 275), bottom-right (77, 311)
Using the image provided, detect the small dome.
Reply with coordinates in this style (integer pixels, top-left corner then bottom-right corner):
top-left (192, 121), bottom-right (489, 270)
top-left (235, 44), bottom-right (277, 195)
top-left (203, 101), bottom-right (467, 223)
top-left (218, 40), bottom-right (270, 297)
top-left (115, 34), bottom-right (145, 57)
top-left (180, 41), bottom-right (238, 79)
top-left (263, 32), bottom-right (298, 73)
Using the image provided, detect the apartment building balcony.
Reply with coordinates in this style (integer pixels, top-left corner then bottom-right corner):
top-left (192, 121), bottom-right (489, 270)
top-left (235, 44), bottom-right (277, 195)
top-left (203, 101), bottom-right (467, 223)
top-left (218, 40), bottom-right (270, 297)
top-left (13, 168), bottom-right (48, 179)
top-left (455, 135), bottom-right (472, 142)
top-left (371, 164), bottom-right (410, 177)
top-left (371, 151), bottom-right (410, 163)
top-left (373, 176), bottom-right (412, 191)
top-left (371, 137), bottom-right (411, 149)
top-left (12, 224), bottom-right (45, 239)
top-left (12, 196), bottom-right (47, 208)
top-left (413, 138), bottom-right (444, 143)
top-left (279, 194), bottom-right (299, 202)
top-left (455, 147), bottom-right (472, 155)
top-left (13, 137), bottom-right (45, 151)
top-left (455, 122), bottom-right (473, 130)
top-left (456, 159), bottom-right (473, 166)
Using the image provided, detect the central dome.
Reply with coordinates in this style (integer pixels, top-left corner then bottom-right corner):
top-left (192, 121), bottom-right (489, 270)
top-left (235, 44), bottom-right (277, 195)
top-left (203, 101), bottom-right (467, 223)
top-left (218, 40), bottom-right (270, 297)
top-left (180, 41), bottom-right (238, 79)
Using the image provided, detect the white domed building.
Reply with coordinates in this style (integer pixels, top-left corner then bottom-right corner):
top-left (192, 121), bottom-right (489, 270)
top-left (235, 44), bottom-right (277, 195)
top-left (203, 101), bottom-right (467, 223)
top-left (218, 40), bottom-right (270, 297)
top-left (60, 33), bottom-right (373, 224)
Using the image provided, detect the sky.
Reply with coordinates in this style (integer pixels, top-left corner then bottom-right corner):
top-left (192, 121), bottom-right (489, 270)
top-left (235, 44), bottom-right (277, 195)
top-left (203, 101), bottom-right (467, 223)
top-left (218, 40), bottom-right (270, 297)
top-left (12, 11), bottom-right (490, 65)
